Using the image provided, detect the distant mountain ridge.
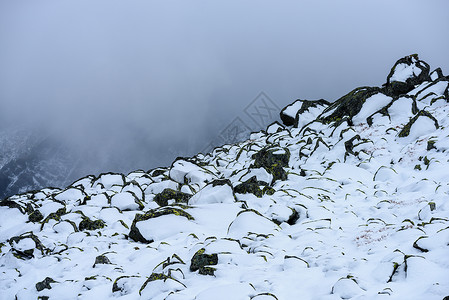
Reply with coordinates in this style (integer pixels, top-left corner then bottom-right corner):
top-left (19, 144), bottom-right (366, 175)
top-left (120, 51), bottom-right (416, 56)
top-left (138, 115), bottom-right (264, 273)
top-left (0, 128), bottom-right (93, 199)
top-left (1, 54), bottom-right (449, 299)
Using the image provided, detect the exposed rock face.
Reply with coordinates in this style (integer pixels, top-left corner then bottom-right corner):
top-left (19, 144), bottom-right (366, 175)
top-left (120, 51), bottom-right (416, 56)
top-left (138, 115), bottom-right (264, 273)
top-left (252, 146), bottom-right (290, 183)
top-left (320, 86), bottom-right (382, 125)
top-left (153, 188), bottom-right (192, 207)
top-left (280, 99), bottom-right (330, 126)
top-left (35, 277), bottom-right (56, 292)
top-left (190, 248), bottom-right (218, 272)
top-left (128, 207), bottom-right (195, 243)
top-left (79, 217), bottom-right (106, 231)
top-left (93, 254), bottom-right (112, 267)
top-left (1, 55), bottom-right (449, 299)
top-left (234, 176), bottom-right (264, 197)
top-left (384, 54), bottom-right (431, 96)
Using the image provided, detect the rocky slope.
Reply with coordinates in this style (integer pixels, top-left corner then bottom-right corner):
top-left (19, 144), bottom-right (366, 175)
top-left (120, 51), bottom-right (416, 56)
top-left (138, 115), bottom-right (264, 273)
top-left (1, 54), bottom-right (449, 299)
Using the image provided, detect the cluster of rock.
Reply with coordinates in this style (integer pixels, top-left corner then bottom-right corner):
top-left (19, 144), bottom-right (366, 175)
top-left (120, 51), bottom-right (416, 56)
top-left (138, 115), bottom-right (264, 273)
top-left (1, 55), bottom-right (449, 299)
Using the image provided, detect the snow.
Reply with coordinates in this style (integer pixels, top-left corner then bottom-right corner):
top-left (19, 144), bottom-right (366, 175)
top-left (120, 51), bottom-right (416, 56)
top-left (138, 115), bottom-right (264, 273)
top-left (331, 278), bottom-right (364, 299)
top-left (402, 115), bottom-right (438, 142)
top-left (111, 191), bottom-right (139, 211)
top-left (1, 57), bottom-right (449, 300)
top-left (352, 93), bottom-right (392, 125)
top-left (136, 214), bottom-right (198, 241)
top-left (390, 62), bottom-right (421, 82)
top-left (227, 210), bottom-right (279, 239)
top-left (189, 184), bottom-right (234, 205)
top-left (240, 168), bottom-right (273, 184)
top-left (54, 187), bottom-right (85, 204)
top-left (388, 97), bottom-right (414, 124)
top-left (282, 100), bottom-right (302, 118)
top-left (194, 283), bottom-right (254, 300)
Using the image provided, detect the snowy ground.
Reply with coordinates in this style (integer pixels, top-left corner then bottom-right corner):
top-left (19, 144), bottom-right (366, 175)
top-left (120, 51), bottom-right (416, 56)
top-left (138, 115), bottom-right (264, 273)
top-left (1, 55), bottom-right (449, 299)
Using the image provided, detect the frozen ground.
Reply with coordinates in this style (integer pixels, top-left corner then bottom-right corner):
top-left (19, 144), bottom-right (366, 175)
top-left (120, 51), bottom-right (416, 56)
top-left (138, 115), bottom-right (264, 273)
top-left (1, 55), bottom-right (449, 299)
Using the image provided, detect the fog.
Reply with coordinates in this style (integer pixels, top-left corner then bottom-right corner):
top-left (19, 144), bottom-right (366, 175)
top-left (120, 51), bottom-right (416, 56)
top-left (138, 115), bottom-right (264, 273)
top-left (1, 0), bottom-right (449, 181)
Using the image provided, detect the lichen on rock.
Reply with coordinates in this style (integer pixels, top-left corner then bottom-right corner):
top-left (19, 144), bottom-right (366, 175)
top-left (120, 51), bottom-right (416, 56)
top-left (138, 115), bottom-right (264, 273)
top-left (234, 176), bottom-right (264, 198)
top-left (129, 207), bottom-right (194, 243)
top-left (398, 110), bottom-right (439, 138)
top-left (35, 277), bottom-right (56, 292)
top-left (320, 87), bottom-right (381, 125)
top-left (251, 147), bottom-right (290, 183)
top-left (28, 209), bottom-right (44, 222)
top-left (153, 188), bottom-right (192, 207)
top-left (384, 54), bottom-right (431, 97)
top-left (8, 232), bottom-right (49, 259)
top-left (190, 248), bottom-right (218, 272)
top-left (78, 217), bottom-right (106, 231)
top-left (93, 254), bottom-right (112, 267)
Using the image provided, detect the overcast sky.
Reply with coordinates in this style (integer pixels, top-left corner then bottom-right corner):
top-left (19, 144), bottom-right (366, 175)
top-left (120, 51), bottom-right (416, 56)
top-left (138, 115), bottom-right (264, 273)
top-left (1, 0), bottom-right (448, 174)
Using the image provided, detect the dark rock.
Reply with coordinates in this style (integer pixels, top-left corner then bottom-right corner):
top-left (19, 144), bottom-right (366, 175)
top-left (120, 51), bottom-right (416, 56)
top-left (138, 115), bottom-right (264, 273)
top-left (28, 209), bottom-right (44, 222)
top-left (153, 188), bottom-right (192, 207)
top-left (287, 209), bottom-right (300, 225)
top-left (25, 202), bottom-right (34, 214)
top-left (234, 176), bottom-right (263, 198)
top-left (279, 103), bottom-right (297, 126)
top-left (35, 277), bottom-right (56, 291)
top-left (8, 232), bottom-right (48, 259)
top-left (413, 236), bottom-right (429, 253)
top-left (139, 273), bottom-right (186, 295)
top-left (92, 172), bottom-right (125, 189)
top-left (93, 254), bottom-right (112, 267)
top-left (190, 248), bottom-right (218, 272)
top-left (252, 147), bottom-right (290, 184)
top-left (150, 168), bottom-right (167, 177)
top-left (430, 67), bottom-right (444, 80)
top-left (344, 135), bottom-right (361, 157)
top-left (210, 178), bottom-right (233, 187)
top-left (198, 266), bottom-right (216, 276)
top-left (0, 199), bottom-right (24, 213)
top-left (320, 87), bottom-right (381, 124)
top-left (253, 147), bottom-right (290, 169)
top-left (295, 99), bottom-right (330, 123)
top-left (40, 206), bottom-right (67, 230)
top-left (384, 54), bottom-right (431, 97)
top-left (112, 275), bottom-right (138, 293)
top-left (266, 121), bottom-right (285, 133)
top-left (262, 186), bottom-right (276, 196)
top-left (280, 99), bottom-right (330, 126)
top-left (270, 164), bottom-right (288, 182)
top-left (272, 208), bottom-right (299, 226)
top-left (398, 110), bottom-right (439, 138)
top-left (129, 207), bottom-right (194, 243)
top-left (79, 217), bottom-right (105, 231)
top-left (426, 140), bottom-right (436, 151)
top-left (112, 277), bottom-right (123, 293)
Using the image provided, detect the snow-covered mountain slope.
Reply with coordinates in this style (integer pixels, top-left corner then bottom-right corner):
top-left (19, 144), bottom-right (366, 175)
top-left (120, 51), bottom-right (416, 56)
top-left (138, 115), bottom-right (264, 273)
top-left (1, 54), bottom-right (449, 299)
top-left (0, 129), bottom-right (90, 200)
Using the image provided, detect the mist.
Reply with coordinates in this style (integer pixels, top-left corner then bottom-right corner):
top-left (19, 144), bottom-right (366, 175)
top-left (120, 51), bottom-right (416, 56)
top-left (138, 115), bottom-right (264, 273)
top-left (1, 0), bottom-right (449, 187)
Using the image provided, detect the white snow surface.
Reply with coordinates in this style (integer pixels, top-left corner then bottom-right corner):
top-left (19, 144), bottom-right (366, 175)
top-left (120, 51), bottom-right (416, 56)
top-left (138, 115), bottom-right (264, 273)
top-left (352, 93), bottom-right (392, 125)
top-left (390, 62), bottom-right (422, 82)
top-left (282, 100), bottom-right (303, 118)
top-left (1, 62), bottom-right (449, 299)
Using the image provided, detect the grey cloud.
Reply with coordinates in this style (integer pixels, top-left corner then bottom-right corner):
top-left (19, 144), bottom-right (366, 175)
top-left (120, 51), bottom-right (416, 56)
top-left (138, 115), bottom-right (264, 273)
top-left (0, 0), bottom-right (448, 193)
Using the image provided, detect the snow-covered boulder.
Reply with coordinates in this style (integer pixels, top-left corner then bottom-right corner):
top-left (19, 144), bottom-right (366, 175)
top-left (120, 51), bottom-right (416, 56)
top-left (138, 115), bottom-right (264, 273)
top-left (385, 54), bottom-right (431, 96)
top-left (280, 99), bottom-right (329, 127)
